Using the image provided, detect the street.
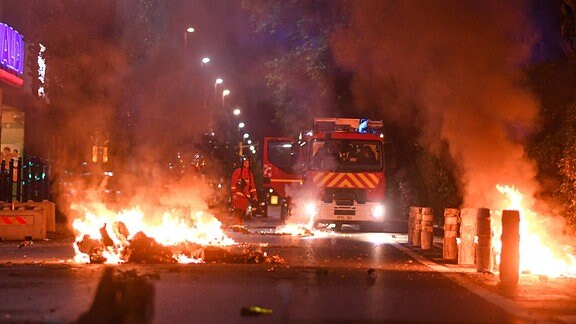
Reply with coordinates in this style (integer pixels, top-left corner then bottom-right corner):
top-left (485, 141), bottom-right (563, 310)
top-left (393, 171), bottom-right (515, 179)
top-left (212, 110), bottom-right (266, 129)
top-left (1, 216), bottom-right (576, 323)
top-left (1, 2), bottom-right (575, 323)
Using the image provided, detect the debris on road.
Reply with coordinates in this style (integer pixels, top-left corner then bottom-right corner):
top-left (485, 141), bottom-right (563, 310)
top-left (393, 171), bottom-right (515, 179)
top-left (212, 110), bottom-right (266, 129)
top-left (76, 231), bottom-right (285, 264)
top-left (240, 306), bottom-right (273, 316)
top-left (17, 239), bottom-right (33, 249)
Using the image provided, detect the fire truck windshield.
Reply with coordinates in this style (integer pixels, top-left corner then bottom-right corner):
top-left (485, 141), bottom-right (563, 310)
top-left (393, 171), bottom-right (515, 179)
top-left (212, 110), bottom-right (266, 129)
top-left (308, 139), bottom-right (382, 172)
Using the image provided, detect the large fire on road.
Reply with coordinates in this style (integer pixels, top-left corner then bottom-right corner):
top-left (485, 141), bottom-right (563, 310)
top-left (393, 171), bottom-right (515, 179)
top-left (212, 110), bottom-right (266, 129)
top-left (72, 201), bottom-right (237, 264)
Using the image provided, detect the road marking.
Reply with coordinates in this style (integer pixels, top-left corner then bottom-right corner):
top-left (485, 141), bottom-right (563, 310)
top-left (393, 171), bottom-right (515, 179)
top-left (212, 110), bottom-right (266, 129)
top-left (389, 237), bottom-right (557, 322)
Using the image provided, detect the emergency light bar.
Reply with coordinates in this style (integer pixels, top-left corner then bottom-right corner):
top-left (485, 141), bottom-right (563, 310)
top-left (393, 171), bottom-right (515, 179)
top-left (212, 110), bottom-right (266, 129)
top-left (313, 118), bottom-right (383, 133)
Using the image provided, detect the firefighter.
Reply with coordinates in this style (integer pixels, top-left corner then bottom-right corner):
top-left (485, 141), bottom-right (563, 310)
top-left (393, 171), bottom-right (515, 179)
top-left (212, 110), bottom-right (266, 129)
top-left (230, 156), bottom-right (258, 225)
top-left (357, 145), bottom-right (376, 164)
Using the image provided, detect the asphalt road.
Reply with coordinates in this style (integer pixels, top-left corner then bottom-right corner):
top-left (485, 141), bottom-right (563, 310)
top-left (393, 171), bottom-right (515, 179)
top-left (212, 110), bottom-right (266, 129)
top-left (0, 216), bottom-right (575, 323)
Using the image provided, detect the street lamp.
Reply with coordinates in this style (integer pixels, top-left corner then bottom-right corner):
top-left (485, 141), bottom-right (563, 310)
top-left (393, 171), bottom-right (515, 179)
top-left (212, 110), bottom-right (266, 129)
top-left (200, 57), bottom-right (212, 131)
top-left (214, 78), bottom-right (223, 108)
top-left (222, 89), bottom-right (231, 109)
top-left (233, 108), bottom-right (241, 116)
top-left (184, 26), bottom-right (195, 48)
top-left (214, 78), bottom-right (223, 95)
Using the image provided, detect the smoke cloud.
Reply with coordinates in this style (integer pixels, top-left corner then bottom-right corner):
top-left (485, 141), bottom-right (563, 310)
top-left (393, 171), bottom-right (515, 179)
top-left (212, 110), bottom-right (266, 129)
top-left (331, 0), bottom-right (541, 209)
top-left (21, 1), bottom-right (258, 227)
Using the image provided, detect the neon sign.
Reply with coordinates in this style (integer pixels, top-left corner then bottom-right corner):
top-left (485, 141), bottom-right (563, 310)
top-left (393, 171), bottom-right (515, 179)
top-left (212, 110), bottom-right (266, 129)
top-left (0, 23), bottom-right (24, 76)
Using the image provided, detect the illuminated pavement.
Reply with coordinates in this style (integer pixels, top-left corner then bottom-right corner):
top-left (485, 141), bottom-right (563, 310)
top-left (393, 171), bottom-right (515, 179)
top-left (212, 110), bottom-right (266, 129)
top-left (0, 217), bottom-right (575, 323)
top-left (239, 217), bottom-right (576, 323)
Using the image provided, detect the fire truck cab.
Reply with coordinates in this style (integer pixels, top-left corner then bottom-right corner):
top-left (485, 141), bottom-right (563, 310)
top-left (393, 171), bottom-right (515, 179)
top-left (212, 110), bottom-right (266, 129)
top-left (262, 118), bottom-right (386, 231)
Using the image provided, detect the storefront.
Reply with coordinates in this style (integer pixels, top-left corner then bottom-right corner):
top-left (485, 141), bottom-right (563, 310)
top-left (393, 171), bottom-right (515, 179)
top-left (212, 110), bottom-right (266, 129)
top-left (0, 22), bottom-right (25, 159)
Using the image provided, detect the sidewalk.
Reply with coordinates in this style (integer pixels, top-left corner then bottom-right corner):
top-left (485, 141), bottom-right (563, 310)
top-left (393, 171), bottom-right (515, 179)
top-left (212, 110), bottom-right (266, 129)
top-left (394, 235), bottom-right (576, 323)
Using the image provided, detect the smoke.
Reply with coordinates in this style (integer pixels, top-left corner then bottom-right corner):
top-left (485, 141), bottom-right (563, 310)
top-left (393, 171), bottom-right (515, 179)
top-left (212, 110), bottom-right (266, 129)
top-left (331, 1), bottom-right (576, 272)
top-left (23, 1), bottom-right (247, 227)
top-left (330, 0), bottom-right (541, 209)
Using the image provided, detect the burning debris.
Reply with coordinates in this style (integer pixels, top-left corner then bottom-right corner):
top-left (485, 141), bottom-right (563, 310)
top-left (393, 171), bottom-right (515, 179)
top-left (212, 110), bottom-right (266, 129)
top-left (271, 224), bottom-right (314, 236)
top-left (76, 231), bottom-right (284, 265)
top-left (72, 205), bottom-right (287, 265)
top-left (229, 224), bottom-right (315, 237)
top-left (76, 221), bottom-right (183, 264)
top-left (68, 170), bottom-right (312, 265)
top-left (120, 232), bottom-right (181, 264)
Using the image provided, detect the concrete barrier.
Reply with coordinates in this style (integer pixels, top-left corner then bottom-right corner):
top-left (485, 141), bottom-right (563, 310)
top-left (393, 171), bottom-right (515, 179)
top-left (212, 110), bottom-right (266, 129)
top-left (0, 200), bottom-right (56, 240)
top-left (0, 209), bottom-right (46, 240)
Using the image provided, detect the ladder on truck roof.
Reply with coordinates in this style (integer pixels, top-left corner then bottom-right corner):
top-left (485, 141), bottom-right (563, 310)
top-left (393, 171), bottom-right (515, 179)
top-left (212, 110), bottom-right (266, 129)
top-left (313, 118), bottom-right (383, 133)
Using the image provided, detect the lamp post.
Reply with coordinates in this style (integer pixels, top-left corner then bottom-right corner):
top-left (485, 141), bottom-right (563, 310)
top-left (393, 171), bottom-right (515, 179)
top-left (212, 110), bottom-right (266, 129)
top-left (214, 79), bottom-right (224, 118)
top-left (200, 57), bottom-right (211, 131)
top-left (184, 26), bottom-right (195, 49)
top-left (237, 122), bottom-right (246, 156)
top-left (214, 78), bottom-right (223, 105)
top-left (222, 89), bottom-right (231, 112)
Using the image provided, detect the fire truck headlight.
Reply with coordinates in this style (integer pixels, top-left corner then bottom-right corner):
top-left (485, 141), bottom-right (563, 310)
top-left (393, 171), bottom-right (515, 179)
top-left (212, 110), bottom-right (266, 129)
top-left (305, 202), bottom-right (318, 217)
top-left (371, 205), bottom-right (385, 219)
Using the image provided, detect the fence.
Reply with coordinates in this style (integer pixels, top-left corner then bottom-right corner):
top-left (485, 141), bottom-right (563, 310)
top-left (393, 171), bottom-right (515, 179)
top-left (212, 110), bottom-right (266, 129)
top-left (0, 156), bottom-right (50, 203)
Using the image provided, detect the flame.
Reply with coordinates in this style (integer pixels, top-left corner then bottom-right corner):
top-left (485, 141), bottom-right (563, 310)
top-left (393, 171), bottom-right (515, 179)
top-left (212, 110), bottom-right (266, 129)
top-left (495, 184), bottom-right (576, 277)
top-left (274, 224), bottom-right (314, 236)
top-left (72, 201), bottom-right (235, 264)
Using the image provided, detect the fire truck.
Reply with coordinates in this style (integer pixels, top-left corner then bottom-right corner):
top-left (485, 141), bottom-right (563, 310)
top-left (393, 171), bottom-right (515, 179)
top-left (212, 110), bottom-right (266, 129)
top-left (262, 118), bottom-right (386, 231)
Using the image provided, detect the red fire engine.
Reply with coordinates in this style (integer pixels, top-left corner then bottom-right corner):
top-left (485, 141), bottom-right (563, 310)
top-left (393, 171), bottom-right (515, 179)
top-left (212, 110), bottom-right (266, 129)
top-left (262, 118), bottom-right (386, 230)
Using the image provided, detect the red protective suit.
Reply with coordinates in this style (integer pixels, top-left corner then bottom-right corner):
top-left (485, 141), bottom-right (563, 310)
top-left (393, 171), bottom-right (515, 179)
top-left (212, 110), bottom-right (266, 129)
top-left (230, 164), bottom-right (257, 224)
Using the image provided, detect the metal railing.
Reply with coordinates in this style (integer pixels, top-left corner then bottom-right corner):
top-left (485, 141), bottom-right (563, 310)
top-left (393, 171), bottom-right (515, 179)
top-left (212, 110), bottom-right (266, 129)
top-left (0, 156), bottom-right (50, 202)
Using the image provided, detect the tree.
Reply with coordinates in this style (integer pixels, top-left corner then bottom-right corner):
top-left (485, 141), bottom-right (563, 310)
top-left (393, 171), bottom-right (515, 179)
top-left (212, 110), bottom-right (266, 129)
top-left (242, 1), bottom-right (464, 217)
top-left (242, 0), bottom-right (350, 135)
top-left (526, 59), bottom-right (576, 226)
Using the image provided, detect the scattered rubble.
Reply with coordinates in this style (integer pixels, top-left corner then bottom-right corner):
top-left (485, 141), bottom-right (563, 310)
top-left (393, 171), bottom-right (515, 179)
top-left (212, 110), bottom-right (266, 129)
top-left (75, 226), bottom-right (286, 265)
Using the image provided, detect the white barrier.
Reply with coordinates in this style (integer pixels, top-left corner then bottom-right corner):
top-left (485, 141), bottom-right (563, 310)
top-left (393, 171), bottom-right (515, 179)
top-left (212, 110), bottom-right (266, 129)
top-left (0, 200), bottom-right (56, 240)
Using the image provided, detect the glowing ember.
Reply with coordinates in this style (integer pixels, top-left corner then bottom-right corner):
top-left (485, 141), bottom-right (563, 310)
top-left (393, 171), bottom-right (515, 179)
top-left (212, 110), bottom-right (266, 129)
top-left (495, 184), bottom-right (576, 278)
top-left (274, 224), bottom-right (314, 236)
top-left (72, 202), bottom-right (235, 264)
